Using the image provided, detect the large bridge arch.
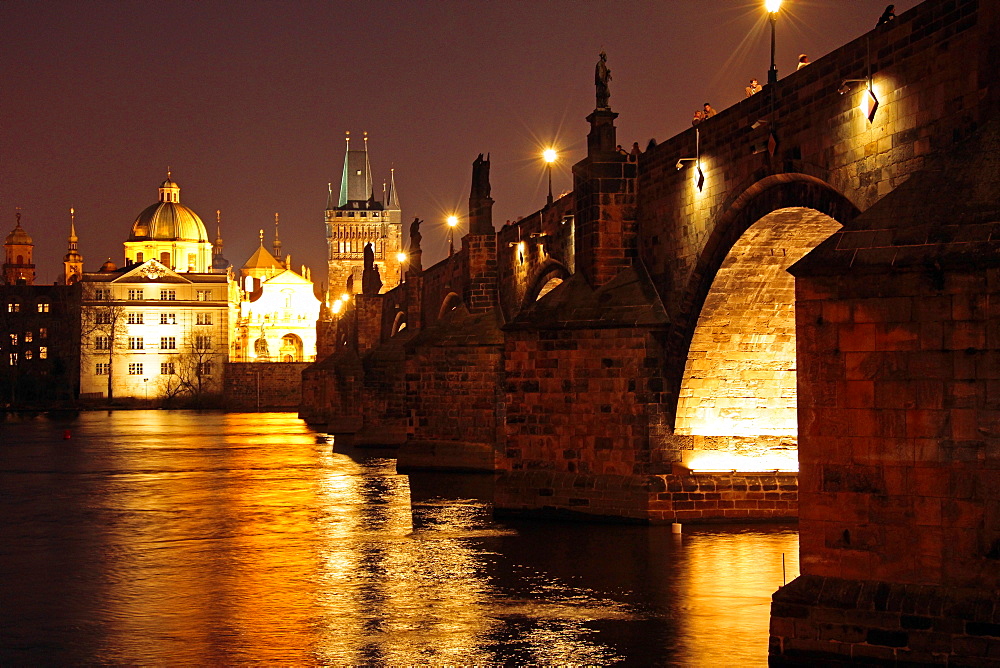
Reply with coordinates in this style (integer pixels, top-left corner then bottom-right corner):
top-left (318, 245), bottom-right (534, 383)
top-left (668, 175), bottom-right (860, 471)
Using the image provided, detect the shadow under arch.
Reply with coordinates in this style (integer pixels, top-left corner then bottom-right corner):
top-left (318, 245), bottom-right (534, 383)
top-left (437, 292), bottom-right (462, 320)
top-left (522, 259), bottom-right (571, 308)
top-left (669, 174), bottom-right (859, 469)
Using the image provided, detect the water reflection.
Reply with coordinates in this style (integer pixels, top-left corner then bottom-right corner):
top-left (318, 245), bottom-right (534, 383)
top-left (1, 411), bottom-right (796, 665)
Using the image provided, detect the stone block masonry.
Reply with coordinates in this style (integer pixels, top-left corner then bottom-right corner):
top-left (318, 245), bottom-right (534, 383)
top-left (225, 362), bottom-right (311, 410)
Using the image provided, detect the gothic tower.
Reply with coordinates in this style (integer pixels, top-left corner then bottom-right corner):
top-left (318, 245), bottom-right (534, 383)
top-left (63, 207), bottom-right (84, 285)
top-left (324, 132), bottom-right (402, 301)
top-left (3, 209), bottom-right (35, 285)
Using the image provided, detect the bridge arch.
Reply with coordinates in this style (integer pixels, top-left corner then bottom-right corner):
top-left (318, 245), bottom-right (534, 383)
top-left (391, 309), bottom-right (407, 336)
top-left (522, 259), bottom-right (571, 307)
top-left (438, 292), bottom-right (462, 320)
top-left (671, 174), bottom-right (860, 471)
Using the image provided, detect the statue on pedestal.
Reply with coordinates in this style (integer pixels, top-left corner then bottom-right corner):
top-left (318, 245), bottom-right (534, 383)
top-left (595, 50), bottom-right (612, 109)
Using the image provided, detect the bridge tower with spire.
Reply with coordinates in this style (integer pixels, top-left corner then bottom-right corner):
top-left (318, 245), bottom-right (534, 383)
top-left (324, 131), bottom-right (403, 302)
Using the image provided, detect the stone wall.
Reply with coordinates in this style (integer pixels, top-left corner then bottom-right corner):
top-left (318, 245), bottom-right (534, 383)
top-left (225, 362), bottom-right (310, 410)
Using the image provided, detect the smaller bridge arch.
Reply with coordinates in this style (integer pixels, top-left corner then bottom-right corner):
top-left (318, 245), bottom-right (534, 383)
top-left (391, 310), bottom-right (407, 336)
top-left (438, 292), bottom-right (462, 320)
top-left (522, 260), bottom-right (571, 307)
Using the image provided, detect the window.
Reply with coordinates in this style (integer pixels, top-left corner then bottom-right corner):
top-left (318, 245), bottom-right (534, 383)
top-left (160, 252), bottom-right (171, 266)
top-left (128, 337), bottom-right (144, 350)
top-left (127, 312), bottom-right (144, 325)
top-left (196, 312), bottom-right (212, 325)
top-left (94, 288), bottom-right (111, 300)
top-left (160, 290), bottom-right (176, 301)
top-left (24, 350), bottom-right (33, 360)
top-left (197, 362), bottom-right (213, 376)
top-left (39, 327), bottom-right (47, 339)
top-left (160, 362), bottom-right (175, 375)
top-left (8, 353), bottom-right (17, 365)
top-left (95, 363), bottom-right (109, 375)
top-left (95, 336), bottom-right (111, 350)
top-left (37, 302), bottom-right (49, 313)
top-left (187, 253), bottom-right (196, 270)
top-left (160, 336), bottom-right (176, 350)
top-left (196, 290), bottom-right (212, 301)
top-left (128, 363), bottom-right (143, 375)
top-left (160, 313), bottom-right (177, 325)
top-left (39, 347), bottom-right (47, 359)
top-left (195, 335), bottom-right (212, 350)
top-left (25, 332), bottom-right (33, 343)
top-left (136, 252), bottom-right (144, 263)
top-left (128, 289), bottom-right (144, 300)
top-left (7, 302), bottom-right (20, 313)
top-left (95, 311), bottom-right (112, 325)
top-left (9, 334), bottom-right (17, 346)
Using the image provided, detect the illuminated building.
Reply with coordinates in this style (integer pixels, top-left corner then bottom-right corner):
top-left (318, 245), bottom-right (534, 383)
top-left (78, 175), bottom-right (234, 402)
top-left (324, 132), bottom-right (403, 301)
top-left (3, 210), bottom-right (35, 285)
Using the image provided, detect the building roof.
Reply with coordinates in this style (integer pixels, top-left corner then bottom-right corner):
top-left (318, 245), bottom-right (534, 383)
top-left (128, 177), bottom-right (209, 242)
top-left (5, 217), bottom-right (32, 246)
top-left (242, 244), bottom-right (283, 271)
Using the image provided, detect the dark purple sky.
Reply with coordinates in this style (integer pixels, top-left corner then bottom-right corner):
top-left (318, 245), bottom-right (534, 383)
top-left (2, 0), bottom-right (919, 288)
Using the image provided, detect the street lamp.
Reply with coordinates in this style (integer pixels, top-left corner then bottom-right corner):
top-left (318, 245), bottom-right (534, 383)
top-left (766, 0), bottom-right (782, 85)
top-left (542, 148), bottom-right (558, 206)
top-left (447, 215), bottom-right (458, 256)
top-left (396, 251), bottom-right (407, 283)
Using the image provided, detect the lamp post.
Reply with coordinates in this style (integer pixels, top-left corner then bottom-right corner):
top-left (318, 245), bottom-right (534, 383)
top-left (766, 0), bottom-right (782, 85)
top-left (447, 215), bottom-right (458, 256)
top-left (542, 148), bottom-right (557, 206)
top-left (396, 251), bottom-right (407, 283)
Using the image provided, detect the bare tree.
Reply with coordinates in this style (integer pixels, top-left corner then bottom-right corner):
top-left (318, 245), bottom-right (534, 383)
top-left (81, 287), bottom-right (128, 403)
top-left (162, 330), bottom-right (223, 404)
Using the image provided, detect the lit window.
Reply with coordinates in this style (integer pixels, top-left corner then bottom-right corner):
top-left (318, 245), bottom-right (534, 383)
top-left (8, 353), bottom-right (16, 365)
top-left (160, 290), bottom-right (176, 301)
top-left (127, 312), bottom-right (144, 325)
top-left (39, 327), bottom-right (47, 339)
top-left (7, 302), bottom-right (19, 313)
top-left (160, 362), bottom-right (175, 375)
top-left (195, 335), bottom-right (211, 350)
top-left (196, 312), bottom-right (212, 325)
top-left (197, 290), bottom-right (212, 301)
top-left (128, 289), bottom-right (144, 300)
top-left (160, 336), bottom-right (176, 350)
top-left (24, 350), bottom-right (33, 360)
top-left (198, 362), bottom-right (213, 376)
top-left (39, 347), bottom-right (47, 359)
top-left (187, 253), bottom-right (196, 270)
top-left (95, 311), bottom-right (112, 325)
top-left (160, 313), bottom-right (177, 325)
top-left (128, 363), bottom-right (143, 375)
top-left (25, 332), bottom-right (33, 343)
top-left (9, 334), bottom-right (17, 345)
top-left (37, 302), bottom-right (49, 313)
top-left (128, 337), bottom-right (144, 350)
top-left (95, 336), bottom-right (111, 350)
top-left (95, 363), bottom-right (110, 375)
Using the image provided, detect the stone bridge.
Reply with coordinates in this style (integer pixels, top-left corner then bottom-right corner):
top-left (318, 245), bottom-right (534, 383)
top-left (303, 0), bottom-right (1000, 661)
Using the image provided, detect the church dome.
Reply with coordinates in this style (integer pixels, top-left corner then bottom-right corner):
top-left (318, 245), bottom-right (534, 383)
top-left (128, 176), bottom-right (209, 242)
top-left (100, 258), bottom-right (118, 272)
top-left (5, 220), bottom-right (32, 246)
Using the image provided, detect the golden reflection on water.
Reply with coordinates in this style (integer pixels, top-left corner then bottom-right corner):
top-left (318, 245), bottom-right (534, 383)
top-left (1, 411), bottom-right (798, 666)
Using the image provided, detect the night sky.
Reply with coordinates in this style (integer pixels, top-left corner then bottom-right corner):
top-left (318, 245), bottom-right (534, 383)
top-left (2, 0), bottom-right (919, 289)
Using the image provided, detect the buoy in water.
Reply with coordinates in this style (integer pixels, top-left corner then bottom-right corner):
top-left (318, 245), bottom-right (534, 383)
top-left (63, 429), bottom-right (71, 440)
top-left (671, 522), bottom-right (682, 534)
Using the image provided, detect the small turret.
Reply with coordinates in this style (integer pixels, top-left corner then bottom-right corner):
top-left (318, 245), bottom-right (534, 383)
top-left (63, 207), bottom-right (84, 285)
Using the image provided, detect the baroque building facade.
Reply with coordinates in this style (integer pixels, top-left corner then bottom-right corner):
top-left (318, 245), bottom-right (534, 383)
top-left (324, 132), bottom-right (402, 301)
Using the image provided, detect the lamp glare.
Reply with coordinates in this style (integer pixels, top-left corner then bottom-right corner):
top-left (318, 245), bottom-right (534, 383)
top-left (543, 148), bottom-right (557, 163)
top-left (447, 215), bottom-right (458, 227)
top-left (765, 0), bottom-right (782, 12)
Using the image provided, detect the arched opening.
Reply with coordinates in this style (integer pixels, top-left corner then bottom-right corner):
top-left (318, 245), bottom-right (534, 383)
top-left (523, 261), bottom-right (571, 307)
top-left (536, 277), bottom-right (563, 300)
top-left (254, 337), bottom-right (270, 360)
top-left (391, 310), bottom-right (407, 336)
top-left (674, 207), bottom-right (841, 472)
top-left (438, 292), bottom-right (461, 320)
top-left (279, 333), bottom-right (303, 362)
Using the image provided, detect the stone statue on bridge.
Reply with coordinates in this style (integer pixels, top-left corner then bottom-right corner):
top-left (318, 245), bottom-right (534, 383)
top-left (408, 217), bottom-right (422, 251)
top-left (471, 153), bottom-right (491, 201)
top-left (595, 50), bottom-right (611, 109)
top-left (361, 242), bottom-right (382, 295)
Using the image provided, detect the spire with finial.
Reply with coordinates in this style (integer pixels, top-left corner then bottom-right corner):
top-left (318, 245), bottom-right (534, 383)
top-left (64, 206), bottom-right (84, 285)
top-left (326, 182), bottom-right (335, 211)
top-left (211, 209), bottom-right (229, 273)
top-left (272, 212), bottom-right (283, 265)
top-left (387, 165), bottom-right (400, 210)
top-left (363, 131), bottom-right (373, 202)
top-left (259, 228), bottom-right (264, 246)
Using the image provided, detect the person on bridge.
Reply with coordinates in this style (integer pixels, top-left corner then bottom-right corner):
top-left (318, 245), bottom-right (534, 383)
top-left (797, 54), bottom-right (810, 70)
top-left (745, 79), bottom-right (762, 97)
top-left (877, 5), bottom-right (895, 27)
top-left (691, 110), bottom-right (705, 126)
top-left (703, 102), bottom-right (717, 118)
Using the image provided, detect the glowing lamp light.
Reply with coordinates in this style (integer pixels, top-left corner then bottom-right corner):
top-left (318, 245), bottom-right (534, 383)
top-left (765, 0), bottom-right (782, 12)
top-left (341, 292), bottom-right (350, 302)
top-left (694, 163), bottom-right (705, 192)
top-left (332, 299), bottom-right (343, 314)
top-left (396, 251), bottom-right (407, 263)
top-left (542, 148), bottom-right (558, 163)
top-left (861, 87), bottom-right (879, 123)
top-left (447, 215), bottom-right (458, 227)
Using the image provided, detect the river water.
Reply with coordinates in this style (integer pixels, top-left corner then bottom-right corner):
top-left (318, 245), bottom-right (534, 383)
top-left (1, 411), bottom-right (798, 666)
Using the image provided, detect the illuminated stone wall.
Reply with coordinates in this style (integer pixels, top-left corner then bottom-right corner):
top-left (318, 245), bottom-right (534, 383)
top-left (224, 362), bottom-right (311, 410)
